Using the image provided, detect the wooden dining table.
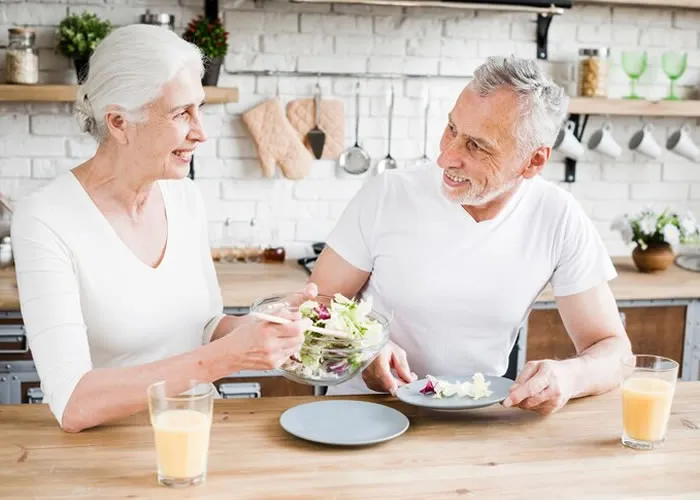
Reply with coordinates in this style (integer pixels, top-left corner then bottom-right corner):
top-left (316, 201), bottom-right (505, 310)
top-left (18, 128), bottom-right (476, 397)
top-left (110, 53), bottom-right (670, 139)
top-left (1, 382), bottom-right (699, 499)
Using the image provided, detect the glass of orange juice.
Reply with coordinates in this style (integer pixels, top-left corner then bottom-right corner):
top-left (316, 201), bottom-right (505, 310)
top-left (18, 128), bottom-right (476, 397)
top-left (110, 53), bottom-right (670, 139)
top-left (621, 354), bottom-right (678, 450)
top-left (147, 380), bottom-right (215, 487)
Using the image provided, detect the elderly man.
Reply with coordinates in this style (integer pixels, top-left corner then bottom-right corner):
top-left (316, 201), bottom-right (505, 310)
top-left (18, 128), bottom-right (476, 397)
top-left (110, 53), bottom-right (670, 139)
top-left (310, 56), bottom-right (632, 415)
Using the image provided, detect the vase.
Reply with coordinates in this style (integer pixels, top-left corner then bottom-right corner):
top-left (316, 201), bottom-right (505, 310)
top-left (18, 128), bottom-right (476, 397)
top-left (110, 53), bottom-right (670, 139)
top-left (632, 242), bottom-right (674, 272)
top-left (73, 56), bottom-right (90, 84)
top-left (201, 56), bottom-right (222, 86)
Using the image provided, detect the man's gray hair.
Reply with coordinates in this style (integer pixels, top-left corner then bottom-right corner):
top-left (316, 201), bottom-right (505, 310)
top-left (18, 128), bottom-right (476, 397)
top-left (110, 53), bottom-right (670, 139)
top-left (470, 55), bottom-right (569, 157)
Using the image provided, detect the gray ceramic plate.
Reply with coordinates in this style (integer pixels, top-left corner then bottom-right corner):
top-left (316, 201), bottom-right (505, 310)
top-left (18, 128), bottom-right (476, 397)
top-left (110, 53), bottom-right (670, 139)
top-left (279, 400), bottom-right (409, 446)
top-left (395, 375), bottom-right (514, 411)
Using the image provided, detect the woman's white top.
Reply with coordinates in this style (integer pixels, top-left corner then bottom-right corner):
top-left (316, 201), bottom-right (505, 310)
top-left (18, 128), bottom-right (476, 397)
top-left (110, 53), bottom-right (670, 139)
top-left (11, 172), bottom-right (225, 423)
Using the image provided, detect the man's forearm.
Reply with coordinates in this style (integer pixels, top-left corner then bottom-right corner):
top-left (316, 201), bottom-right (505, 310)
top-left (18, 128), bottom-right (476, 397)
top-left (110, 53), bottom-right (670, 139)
top-left (562, 335), bottom-right (633, 399)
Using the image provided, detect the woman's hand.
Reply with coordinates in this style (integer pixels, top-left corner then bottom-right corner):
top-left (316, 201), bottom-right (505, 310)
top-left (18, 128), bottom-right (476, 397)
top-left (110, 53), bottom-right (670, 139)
top-left (223, 312), bottom-right (311, 371)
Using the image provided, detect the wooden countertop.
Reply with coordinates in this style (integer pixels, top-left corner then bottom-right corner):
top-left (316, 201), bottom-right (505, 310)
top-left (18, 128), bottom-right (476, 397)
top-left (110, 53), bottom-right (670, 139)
top-left (0, 256), bottom-right (698, 312)
top-left (0, 382), bottom-right (699, 498)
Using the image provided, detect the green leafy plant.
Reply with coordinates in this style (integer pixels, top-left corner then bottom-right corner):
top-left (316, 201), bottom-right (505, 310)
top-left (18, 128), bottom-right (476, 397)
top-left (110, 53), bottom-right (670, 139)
top-left (611, 207), bottom-right (700, 250)
top-left (182, 15), bottom-right (229, 59)
top-left (57, 11), bottom-right (113, 60)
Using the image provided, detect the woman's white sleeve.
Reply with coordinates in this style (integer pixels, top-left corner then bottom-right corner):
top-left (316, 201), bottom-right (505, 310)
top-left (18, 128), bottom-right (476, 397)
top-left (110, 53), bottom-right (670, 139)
top-left (11, 204), bottom-right (92, 426)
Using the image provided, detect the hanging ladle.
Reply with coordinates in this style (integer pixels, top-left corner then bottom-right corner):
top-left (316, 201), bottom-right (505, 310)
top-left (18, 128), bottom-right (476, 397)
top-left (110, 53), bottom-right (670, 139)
top-left (376, 83), bottom-right (398, 174)
top-left (338, 80), bottom-right (371, 175)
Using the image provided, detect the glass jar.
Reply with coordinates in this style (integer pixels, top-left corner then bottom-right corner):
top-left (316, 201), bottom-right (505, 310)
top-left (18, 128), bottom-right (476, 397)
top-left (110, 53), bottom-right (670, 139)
top-left (5, 28), bottom-right (39, 85)
top-left (578, 47), bottom-right (609, 98)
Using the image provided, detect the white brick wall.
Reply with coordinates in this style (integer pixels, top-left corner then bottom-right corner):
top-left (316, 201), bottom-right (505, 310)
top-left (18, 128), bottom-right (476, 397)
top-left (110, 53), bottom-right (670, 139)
top-left (2, 0), bottom-right (700, 258)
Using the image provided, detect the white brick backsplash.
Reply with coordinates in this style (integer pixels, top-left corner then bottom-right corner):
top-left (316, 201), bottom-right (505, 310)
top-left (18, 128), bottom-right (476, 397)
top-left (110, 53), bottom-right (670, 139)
top-left (300, 14), bottom-right (372, 35)
top-left (203, 199), bottom-right (257, 223)
top-left (663, 164), bottom-right (700, 182)
top-left (225, 53), bottom-right (297, 73)
top-left (298, 55), bottom-right (366, 74)
top-left (510, 22), bottom-right (535, 42)
top-left (0, 159), bottom-right (30, 178)
top-left (0, 136), bottom-right (64, 157)
top-left (602, 163), bottom-right (662, 183)
top-left (570, 182), bottom-right (629, 201)
top-left (225, 10), bottom-right (265, 32)
top-left (691, 184), bottom-right (700, 200)
top-left (374, 17), bottom-right (442, 38)
top-left (66, 137), bottom-right (96, 158)
top-left (611, 25), bottom-right (641, 45)
top-left (406, 38), bottom-right (441, 58)
top-left (335, 35), bottom-right (374, 56)
top-left (31, 158), bottom-right (75, 178)
top-left (439, 58), bottom-right (481, 77)
top-left (218, 138), bottom-right (258, 159)
top-left (673, 11), bottom-right (700, 29)
top-left (263, 13), bottom-right (299, 33)
top-left (441, 38), bottom-right (478, 59)
top-left (404, 57), bottom-right (439, 75)
top-left (295, 218), bottom-right (336, 242)
top-left (577, 25), bottom-right (612, 44)
top-left (640, 28), bottom-right (697, 48)
top-left (612, 7), bottom-right (672, 27)
top-left (7, 1), bottom-right (700, 259)
top-left (228, 33), bottom-right (261, 54)
top-left (38, 49), bottom-right (69, 71)
top-left (221, 179), bottom-right (277, 201)
top-left (0, 114), bottom-right (29, 135)
top-left (30, 115), bottom-right (81, 136)
top-left (367, 56), bottom-right (405, 75)
top-left (262, 34), bottom-right (334, 56)
top-left (631, 183), bottom-right (689, 201)
top-left (0, 4), bottom-right (66, 25)
top-left (372, 36), bottom-right (407, 57)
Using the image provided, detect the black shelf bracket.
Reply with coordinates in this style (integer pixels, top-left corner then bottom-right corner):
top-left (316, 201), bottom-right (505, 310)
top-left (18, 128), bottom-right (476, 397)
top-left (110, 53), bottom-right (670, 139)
top-left (562, 113), bottom-right (589, 183)
top-left (189, 0), bottom-right (221, 181)
top-left (536, 13), bottom-right (554, 60)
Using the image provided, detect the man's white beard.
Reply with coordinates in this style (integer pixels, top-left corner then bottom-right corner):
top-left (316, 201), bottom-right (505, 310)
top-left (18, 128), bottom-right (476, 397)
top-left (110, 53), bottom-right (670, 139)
top-left (441, 176), bottom-right (520, 207)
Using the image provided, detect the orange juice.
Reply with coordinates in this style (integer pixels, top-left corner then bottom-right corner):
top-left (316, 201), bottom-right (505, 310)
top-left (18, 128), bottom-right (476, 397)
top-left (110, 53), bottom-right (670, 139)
top-left (622, 377), bottom-right (674, 442)
top-left (153, 409), bottom-right (211, 479)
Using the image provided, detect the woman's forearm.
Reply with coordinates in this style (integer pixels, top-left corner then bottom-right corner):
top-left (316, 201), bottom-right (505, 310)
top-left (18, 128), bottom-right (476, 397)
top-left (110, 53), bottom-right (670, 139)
top-left (60, 341), bottom-right (236, 433)
top-left (209, 315), bottom-right (244, 342)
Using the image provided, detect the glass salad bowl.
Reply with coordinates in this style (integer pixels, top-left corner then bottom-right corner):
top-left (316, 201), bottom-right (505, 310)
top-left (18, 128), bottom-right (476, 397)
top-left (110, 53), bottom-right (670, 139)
top-left (249, 293), bottom-right (392, 386)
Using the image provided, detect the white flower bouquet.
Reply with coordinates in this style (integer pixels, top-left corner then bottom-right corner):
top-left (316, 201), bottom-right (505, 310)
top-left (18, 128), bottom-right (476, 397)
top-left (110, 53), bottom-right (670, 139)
top-left (611, 207), bottom-right (700, 250)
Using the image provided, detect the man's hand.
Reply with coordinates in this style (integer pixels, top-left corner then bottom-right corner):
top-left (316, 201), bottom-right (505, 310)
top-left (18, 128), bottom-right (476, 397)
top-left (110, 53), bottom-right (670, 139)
top-left (502, 359), bottom-right (577, 415)
top-left (362, 341), bottom-right (417, 395)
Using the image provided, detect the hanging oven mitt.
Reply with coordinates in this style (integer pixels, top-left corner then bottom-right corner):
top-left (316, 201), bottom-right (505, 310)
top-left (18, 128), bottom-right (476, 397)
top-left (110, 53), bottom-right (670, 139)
top-left (242, 97), bottom-right (314, 180)
top-left (286, 97), bottom-right (345, 160)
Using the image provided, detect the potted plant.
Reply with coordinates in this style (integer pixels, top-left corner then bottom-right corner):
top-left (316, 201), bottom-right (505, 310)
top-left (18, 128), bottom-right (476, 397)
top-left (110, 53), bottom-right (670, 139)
top-left (182, 15), bottom-right (229, 86)
top-left (57, 11), bottom-right (112, 84)
top-left (611, 207), bottom-right (700, 272)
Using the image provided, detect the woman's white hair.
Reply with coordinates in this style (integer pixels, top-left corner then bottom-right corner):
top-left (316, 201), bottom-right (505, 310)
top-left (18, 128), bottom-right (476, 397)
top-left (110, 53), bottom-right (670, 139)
top-left (74, 24), bottom-right (204, 141)
top-left (470, 55), bottom-right (569, 157)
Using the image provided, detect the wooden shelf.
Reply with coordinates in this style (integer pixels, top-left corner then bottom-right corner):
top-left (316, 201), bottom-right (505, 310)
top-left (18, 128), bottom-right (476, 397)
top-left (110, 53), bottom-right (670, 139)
top-left (0, 84), bottom-right (238, 104)
top-left (577, 0), bottom-right (700, 9)
top-left (567, 97), bottom-right (700, 117)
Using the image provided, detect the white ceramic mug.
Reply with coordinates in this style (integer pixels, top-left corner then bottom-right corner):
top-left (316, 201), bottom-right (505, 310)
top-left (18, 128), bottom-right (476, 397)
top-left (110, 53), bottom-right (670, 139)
top-left (629, 124), bottom-right (662, 160)
top-left (587, 122), bottom-right (622, 158)
top-left (666, 124), bottom-right (700, 162)
top-left (553, 121), bottom-right (584, 160)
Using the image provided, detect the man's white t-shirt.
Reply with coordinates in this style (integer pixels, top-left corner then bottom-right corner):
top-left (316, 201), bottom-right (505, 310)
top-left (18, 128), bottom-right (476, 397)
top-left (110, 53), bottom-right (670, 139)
top-left (11, 172), bottom-right (225, 423)
top-left (324, 164), bottom-right (616, 395)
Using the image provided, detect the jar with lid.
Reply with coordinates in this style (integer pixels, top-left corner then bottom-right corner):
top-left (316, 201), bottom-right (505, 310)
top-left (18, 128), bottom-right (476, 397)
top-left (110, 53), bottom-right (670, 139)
top-left (5, 28), bottom-right (39, 85)
top-left (578, 48), bottom-right (609, 98)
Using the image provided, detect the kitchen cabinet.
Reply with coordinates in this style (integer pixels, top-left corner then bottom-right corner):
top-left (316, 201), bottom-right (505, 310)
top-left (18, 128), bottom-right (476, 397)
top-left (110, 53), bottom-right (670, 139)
top-left (524, 302), bottom-right (689, 378)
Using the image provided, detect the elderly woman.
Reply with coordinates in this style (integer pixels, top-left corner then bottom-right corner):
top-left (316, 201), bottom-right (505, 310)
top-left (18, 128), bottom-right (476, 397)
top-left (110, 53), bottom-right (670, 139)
top-left (11, 24), bottom-right (313, 432)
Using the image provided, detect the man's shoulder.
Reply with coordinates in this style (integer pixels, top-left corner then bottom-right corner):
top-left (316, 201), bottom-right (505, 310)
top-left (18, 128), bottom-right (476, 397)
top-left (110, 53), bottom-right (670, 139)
top-left (525, 174), bottom-right (578, 209)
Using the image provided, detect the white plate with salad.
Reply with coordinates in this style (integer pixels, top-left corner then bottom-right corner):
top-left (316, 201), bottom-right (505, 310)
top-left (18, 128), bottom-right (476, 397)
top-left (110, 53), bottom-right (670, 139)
top-left (395, 373), bottom-right (514, 411)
